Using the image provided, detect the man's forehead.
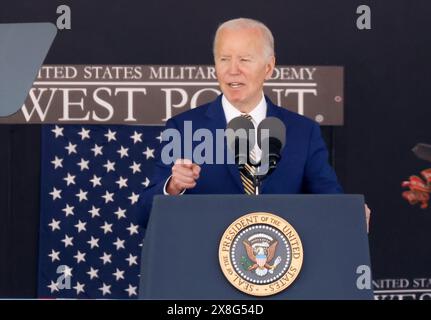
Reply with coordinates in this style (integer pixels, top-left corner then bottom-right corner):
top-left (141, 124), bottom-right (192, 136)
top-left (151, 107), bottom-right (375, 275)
top-left (216, 28), bottom-right (265, 51)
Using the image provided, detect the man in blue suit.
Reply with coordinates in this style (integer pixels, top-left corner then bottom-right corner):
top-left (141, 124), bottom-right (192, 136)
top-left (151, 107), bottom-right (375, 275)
top-left (141, 18), bottom-right (369, 228)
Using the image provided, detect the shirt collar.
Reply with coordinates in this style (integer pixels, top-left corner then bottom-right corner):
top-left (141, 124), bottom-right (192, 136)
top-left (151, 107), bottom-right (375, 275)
top-left (221, 93), bottom-right (267, 125)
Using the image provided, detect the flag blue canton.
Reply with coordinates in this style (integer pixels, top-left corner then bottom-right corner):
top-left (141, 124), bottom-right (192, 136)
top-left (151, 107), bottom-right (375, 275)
top-left (38, 125), bottom-right (163, 298)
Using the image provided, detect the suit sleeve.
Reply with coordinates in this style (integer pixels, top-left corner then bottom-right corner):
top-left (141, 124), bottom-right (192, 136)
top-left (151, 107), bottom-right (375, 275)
top-left (137, 118), bottom-right (179, 227)
top-left (303, 123), bottom-right (343, 194)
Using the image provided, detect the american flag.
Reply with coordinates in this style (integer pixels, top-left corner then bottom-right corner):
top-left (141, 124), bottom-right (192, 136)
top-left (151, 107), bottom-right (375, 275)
top-left (38, 124), bottom-right (162, 298)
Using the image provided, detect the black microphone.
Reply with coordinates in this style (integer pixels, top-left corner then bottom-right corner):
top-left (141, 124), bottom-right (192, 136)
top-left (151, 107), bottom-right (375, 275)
top-left (226, 116), bottom-right (255, 168)
top-left (257, 117), bottom-right (286, 175)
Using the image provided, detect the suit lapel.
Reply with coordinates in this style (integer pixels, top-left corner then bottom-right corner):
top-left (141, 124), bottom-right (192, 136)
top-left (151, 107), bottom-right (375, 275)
top-left (265, 96), bottom-right (283, 118)
top-left (205, 96), bottom-right (244, 193)
top-left (261, 97), bottom-right (285, 192)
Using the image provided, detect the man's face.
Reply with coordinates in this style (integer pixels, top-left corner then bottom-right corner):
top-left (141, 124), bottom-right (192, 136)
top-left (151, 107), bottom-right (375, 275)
top-left (214, 27), bottom-right (275, 112)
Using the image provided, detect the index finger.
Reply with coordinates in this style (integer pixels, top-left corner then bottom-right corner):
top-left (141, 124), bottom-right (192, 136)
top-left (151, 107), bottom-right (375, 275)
top-left (175, 158), bottom-right (193, 168)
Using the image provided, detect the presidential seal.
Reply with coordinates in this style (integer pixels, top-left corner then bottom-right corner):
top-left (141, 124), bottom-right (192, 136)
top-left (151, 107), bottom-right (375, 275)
top-left (219, 212), bottom-right (303, 296)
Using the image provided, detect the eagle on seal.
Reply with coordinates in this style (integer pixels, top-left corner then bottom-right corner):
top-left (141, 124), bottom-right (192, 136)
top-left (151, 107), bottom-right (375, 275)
top-left (243, 240), bottom-right (278, 276)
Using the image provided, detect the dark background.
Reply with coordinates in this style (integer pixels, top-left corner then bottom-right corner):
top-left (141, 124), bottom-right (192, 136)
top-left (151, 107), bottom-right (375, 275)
top-left (1, 0), bottom-right (430, 297)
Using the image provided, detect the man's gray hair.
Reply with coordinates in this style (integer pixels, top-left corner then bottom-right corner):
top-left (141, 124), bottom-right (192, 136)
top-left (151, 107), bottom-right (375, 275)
top-left (213, 18), bottom-right (275, 61)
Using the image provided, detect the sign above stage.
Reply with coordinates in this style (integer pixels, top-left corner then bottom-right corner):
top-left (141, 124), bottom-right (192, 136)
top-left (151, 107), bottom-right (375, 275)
top-left (0, 65), bottom-right (344, 125)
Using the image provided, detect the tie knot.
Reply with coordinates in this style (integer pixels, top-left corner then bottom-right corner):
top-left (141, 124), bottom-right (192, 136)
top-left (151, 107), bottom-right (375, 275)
top-left (241, 113), bottom-right (253, 121)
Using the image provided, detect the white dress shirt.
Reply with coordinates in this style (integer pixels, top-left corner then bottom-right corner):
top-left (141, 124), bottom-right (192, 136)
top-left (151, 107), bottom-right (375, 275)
top-left (221, 94), bottom-right (266, 161)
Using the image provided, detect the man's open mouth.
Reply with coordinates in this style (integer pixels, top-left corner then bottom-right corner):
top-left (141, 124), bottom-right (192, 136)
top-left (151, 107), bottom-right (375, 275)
top-left (228, 82), bottom-right (244, 88)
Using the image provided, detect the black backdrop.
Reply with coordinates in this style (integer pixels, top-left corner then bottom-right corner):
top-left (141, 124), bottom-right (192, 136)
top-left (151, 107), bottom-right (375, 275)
top-left (1, 0), bottom-right (431, 297)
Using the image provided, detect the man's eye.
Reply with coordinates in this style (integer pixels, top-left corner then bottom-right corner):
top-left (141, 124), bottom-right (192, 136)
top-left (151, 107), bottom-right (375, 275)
top-left (241, 58), bottom-right (251, 62)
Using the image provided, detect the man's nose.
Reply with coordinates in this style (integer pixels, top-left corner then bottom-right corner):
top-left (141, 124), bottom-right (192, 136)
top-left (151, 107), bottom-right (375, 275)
top-left (228, 60), bottom-right (240, 75)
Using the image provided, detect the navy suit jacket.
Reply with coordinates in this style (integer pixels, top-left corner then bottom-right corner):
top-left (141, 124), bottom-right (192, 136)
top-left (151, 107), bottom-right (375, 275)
top-left (139, 95), bottom-right (343, 226)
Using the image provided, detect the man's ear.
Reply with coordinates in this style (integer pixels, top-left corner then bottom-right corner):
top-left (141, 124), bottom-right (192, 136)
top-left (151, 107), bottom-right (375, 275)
top-left (265, 56), bottom-right (276, 80)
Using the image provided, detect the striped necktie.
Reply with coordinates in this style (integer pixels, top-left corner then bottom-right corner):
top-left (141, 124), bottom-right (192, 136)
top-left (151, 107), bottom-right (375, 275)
top-left (240, 113), bottom-right (257, 195)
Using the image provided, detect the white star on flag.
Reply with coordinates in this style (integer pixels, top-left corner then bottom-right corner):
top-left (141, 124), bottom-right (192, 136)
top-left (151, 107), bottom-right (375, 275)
top-left (87, 236), bottom-right (100, 249)
top-left (143, 146), bottom-right (155, 159)
top-left (156, 132), bottom-right (163, 143)
top-left (48, 249), bottom-right (60, 262)
top-left (142, 177), bottom-right (150, 187)
top-left (104, 129), bottom-right (117, 142)
top-left (48, 219), bottom-right (61, 232)
top-left (61, 234), bottom-right (74, 248)
top-left (51, 125), bottom-right (64, 138)
top-left (126, 254), bottom-right (138, 267)
top-left (88, 205), bottom-right (101, 218)
top-left (102, 191), bottom-right (114, 203)
top-left (62, 204), bottom-right (74, 217)
top-left (99, 283), bottom-right (111, 296)
top-left (63, 173), bottom-right (76, 186)
top-left (47, 281), bottom-right (59, 293)
top-left (114, 207), bottom-right (127, 220)
top-left (65, 142), bottom-right (77, 155)
top-left (113, 238), bottom-right (125, 250)
top-left (75, 189), bottom-right (88, 202)
top-left (74, 250), bottom-right (86, 263)
top-left (89, 174), bottom-right (102, 187)
top-left (73, 282), bottom-right (85, 295)
top-left (87, 267), bottom-right (99, 280)
top-left (78, 127), bottom-right (91, 140)
top-left (129, 161), bottom-right (141, 174)
top-left (115, 176), bottom-right (128, 189)
top-left (51, 156), bottom-right (63, 169)
top-left (127, 223), bottom-right (139, 236)
top-left (77, 158), bottom-right (90, 171)
top-left (117, 146), bottom-right (129, 158)
top-left (91, 144), bottom-right (103, 157)
top-left (112, 268), bottom-right (125, 281)
top-left (128, 192), bottom-right (139, 204)
top-left (50, 187), bottom-right (62, 200)
top-left (103, 160), bottom-right (116, 172)
top-left (63, 266), bottom-right (73, 278)
top-left (100, 221), bottom-right (113, 234)
top-left (100, 252), bottom-right (112, 265)
top-left (125, 284), bottom-right (138, 297)
top-left (130, 131), bottom-right (142, 144)
top-left (74, 220), bottom-right (87, 232)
